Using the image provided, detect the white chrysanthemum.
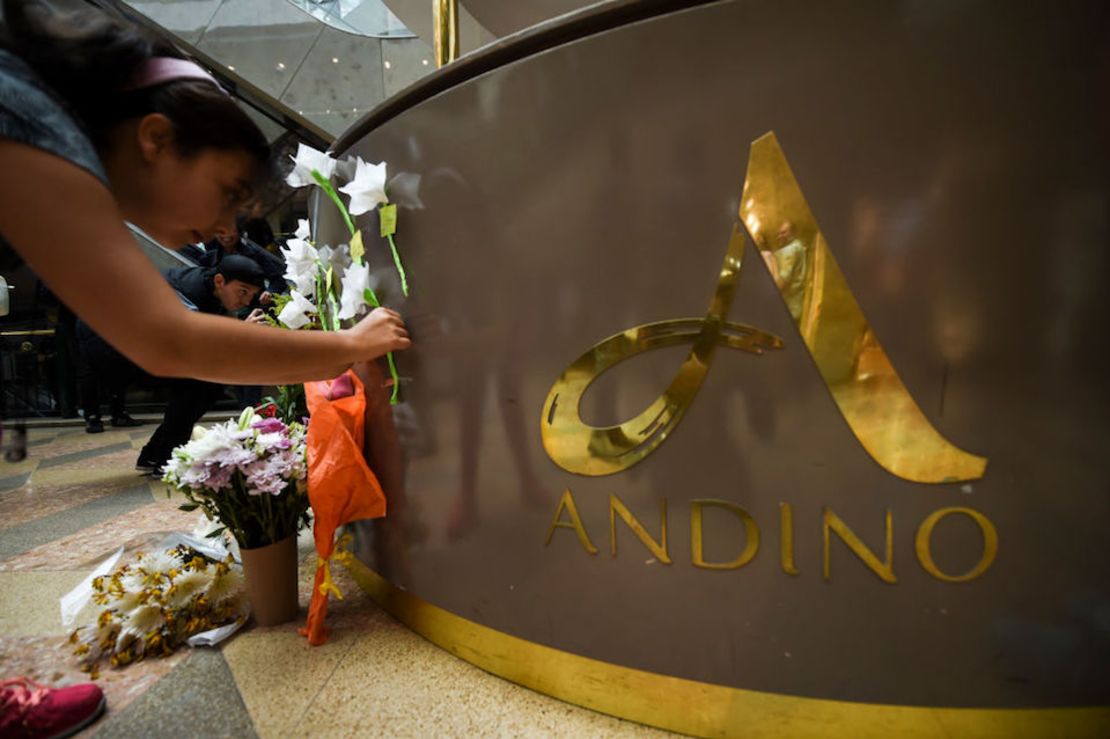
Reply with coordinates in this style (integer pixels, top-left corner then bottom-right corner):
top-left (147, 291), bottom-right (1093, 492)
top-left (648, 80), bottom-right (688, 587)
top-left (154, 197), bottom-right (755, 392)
top-left (107, 587), bottom-right (145, 613)
top-left (165, 569), bottom-right (212, 609)
top-left (117, 603), bottom-right (162, 644)
top-left (118, 567), bottom-right (145, 589)
top-left (141, 548), bottom-right (183, 576)
top-left (206, 567), bottom-right (244, 605)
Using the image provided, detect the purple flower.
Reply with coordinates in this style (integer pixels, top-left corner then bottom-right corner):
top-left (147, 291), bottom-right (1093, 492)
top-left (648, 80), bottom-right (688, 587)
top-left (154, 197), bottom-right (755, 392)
top-left (252, 417), bottom-right (286, 435)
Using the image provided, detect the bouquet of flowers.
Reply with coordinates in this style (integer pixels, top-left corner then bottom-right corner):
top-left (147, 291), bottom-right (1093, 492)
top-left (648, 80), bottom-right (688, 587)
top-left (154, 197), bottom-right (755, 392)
top-left (261, 143), bottom-right (410, 643)
top-left (162, 408), bottom-right (310, 549)
top-left (70, 544), bottom-right (245, 678)
top-left (273, 143), bottom-right (411, 403)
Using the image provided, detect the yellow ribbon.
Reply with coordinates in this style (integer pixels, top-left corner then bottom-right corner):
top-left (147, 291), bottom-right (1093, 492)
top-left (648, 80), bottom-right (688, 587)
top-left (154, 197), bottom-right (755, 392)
top-left (316, 533), bottom-right (355, 600)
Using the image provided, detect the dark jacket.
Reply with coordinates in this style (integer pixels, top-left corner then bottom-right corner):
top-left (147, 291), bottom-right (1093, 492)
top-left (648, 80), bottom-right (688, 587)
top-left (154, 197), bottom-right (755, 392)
top-left (165, 266), bottom-right (224, 315)
top-left (198, 238), bottom-right (287, 294)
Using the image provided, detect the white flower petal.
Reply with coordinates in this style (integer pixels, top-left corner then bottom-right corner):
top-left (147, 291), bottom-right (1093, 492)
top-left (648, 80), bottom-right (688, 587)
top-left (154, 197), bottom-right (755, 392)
top-left (294, 218), bottom-right (311, 241)
top-left (166, 570), bottom-right (211, 609)
top-left (338, 157), bottom-right (388, 216)
top-left (336, 263), bottom-right (371, 320)
top-left (207, 567), bottom-right (244, 605)
top-left (285, 144), bottom-right (337, 188)
top-left (279, 239), bottom-right (320, 297)
top-left (278, 290), bottom-right (318, 329)
top-left (117, 604), bottom-right (162, 644)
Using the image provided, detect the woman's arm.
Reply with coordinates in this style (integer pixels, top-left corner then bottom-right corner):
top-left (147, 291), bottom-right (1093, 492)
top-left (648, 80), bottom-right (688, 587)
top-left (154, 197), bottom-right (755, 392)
top-left (0, 141), bottom-right (410, 384)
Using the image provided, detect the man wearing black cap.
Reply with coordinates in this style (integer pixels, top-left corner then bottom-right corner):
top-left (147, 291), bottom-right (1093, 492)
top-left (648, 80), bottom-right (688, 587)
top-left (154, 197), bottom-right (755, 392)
top-left (135, 255), bottom-right (269, 473)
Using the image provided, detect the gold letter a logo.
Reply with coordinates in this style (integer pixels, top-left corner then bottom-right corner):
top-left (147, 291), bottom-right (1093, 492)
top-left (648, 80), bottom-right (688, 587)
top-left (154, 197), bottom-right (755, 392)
top-left (541, 133), bottom-right (987, 484)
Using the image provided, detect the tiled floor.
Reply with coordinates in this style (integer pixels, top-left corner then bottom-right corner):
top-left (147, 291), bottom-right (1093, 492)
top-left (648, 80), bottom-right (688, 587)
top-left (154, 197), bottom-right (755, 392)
top-left (0, 425), bottom-right (673, 737)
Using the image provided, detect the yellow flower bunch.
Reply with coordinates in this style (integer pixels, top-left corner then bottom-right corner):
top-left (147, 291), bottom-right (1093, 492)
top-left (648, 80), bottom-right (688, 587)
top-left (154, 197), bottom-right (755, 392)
top-left (70, 546), bottom-right (247, 677)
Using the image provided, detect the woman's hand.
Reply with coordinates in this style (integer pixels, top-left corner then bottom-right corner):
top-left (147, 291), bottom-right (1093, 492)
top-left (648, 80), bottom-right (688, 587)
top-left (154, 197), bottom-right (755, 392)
top-left (345, 307), bottom-right (411, 359)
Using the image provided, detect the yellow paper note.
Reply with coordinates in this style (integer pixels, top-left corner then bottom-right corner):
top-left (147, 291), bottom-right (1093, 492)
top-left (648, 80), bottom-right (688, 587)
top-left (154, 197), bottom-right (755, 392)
top-left (379, 204), bottom-right (398, 237)
top-left (349, 230), bottom-right (365, 263)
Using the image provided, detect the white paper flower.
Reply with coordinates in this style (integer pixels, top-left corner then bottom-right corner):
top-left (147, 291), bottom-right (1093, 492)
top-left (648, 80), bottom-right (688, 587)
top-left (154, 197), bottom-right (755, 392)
top-left (338, 157), bottom-right (388, 216)
top-left (337, 262), bottom-right (372, 320)
top-left (317, 244), bottom-right (352, 276)
top-left (278, 290), bottom-right (318, 329)
top-left (279, 238), bottom-right (319, 296)
top-left (294, 218), bottom-right (311, 241)
top-left (286, 143), bottom-right (337, 188)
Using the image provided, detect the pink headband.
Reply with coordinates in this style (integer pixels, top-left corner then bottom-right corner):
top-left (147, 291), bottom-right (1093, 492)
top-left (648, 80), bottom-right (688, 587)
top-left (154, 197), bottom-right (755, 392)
top-left (128, 57), bottom-right (228, 95)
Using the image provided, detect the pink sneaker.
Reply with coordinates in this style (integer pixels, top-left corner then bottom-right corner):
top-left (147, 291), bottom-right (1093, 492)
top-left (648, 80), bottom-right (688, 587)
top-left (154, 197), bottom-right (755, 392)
top-left (0, 677), bottom-right (106, 739)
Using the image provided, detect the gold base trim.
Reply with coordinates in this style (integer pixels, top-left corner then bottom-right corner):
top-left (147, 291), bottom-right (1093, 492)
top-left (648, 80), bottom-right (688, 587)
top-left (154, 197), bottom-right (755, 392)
top-left (345, 559), bottom-right (1109, 737)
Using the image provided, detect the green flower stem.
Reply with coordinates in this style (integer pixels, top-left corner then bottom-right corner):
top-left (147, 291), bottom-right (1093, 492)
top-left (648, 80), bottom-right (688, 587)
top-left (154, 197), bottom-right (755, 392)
top-left (385, 232), bottom-right (409, 296)
top-left (310, 169), bottom-right (356, 237)
top-left (220, 495), bottom-right (246, 548)
top-left (328, 295), bottom-right (341, 331)
top-left (262, 482), bottom-right (276, 543)
top-left (308, 170), bottom-right (402, 403)
top-left (385, 352), bottom-right (400, 404)
top-left (361, 287), bottom-right (399, 402)
top-left (314, 270), bottom-right (331, 331)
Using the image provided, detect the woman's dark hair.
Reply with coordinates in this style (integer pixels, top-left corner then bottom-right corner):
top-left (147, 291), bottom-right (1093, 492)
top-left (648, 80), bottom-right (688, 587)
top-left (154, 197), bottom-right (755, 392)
top-left (1, 0), bottom-right (269, 172)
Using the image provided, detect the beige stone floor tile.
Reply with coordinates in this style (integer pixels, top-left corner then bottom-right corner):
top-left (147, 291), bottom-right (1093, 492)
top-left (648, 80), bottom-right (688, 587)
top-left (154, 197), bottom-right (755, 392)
top-left (291, 605), bottom-right (675, 738)
top-left (222, 620), bottom-right (366, 739)
top-left (0, 570), bottom-right (88, 637)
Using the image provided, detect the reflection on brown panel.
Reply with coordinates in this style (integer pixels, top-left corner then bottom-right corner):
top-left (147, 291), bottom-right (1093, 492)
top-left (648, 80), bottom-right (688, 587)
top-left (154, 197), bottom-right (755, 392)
top-left (332, 0), bottom-right (1110, 728)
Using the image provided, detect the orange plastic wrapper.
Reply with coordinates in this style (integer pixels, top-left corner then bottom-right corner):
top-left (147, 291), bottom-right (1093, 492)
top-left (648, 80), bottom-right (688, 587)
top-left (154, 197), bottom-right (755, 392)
top-left (299, 368), bottom-right (386, 645)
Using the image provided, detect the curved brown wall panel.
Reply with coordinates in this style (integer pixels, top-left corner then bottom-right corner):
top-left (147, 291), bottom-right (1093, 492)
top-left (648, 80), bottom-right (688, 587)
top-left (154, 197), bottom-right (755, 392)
top-left (322, 1), bottom-right (1110, 734)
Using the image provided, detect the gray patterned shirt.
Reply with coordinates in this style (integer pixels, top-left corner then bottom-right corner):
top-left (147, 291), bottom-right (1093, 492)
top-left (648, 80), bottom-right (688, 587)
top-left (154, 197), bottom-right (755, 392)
top-left (0, 48), bottom-right (109, 267)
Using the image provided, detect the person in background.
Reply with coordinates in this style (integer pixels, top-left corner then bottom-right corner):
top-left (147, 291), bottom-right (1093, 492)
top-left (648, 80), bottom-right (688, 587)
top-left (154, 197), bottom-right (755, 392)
top-left (190, 217), bottom-right (286, 297)
top-left (75, 319), bottom-right (144, 433)
top-left (136, 255), bottom-right (269, 473)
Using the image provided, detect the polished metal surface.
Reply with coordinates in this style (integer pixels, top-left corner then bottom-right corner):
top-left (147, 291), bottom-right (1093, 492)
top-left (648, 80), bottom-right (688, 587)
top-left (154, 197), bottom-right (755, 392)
top-left (462, 0), bottom-right (599, 36)
top-left (331, 0), bottom-right (1110, 713)
top-left (433, 0), bottom-right (459, 66)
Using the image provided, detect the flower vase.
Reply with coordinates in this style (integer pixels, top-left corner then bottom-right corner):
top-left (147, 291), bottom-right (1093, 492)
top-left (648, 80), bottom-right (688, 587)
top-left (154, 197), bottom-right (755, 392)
top-left (240, 535), bottom-right (299, 627)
